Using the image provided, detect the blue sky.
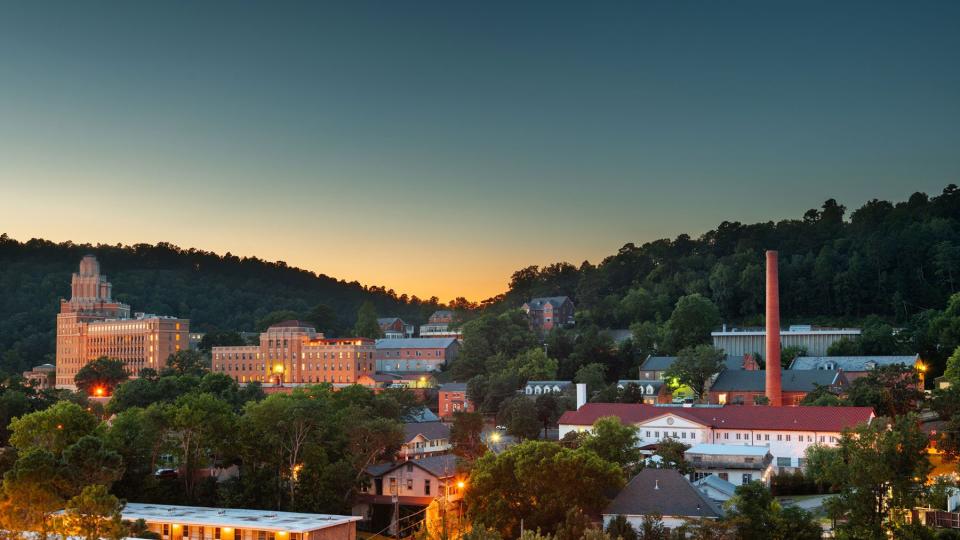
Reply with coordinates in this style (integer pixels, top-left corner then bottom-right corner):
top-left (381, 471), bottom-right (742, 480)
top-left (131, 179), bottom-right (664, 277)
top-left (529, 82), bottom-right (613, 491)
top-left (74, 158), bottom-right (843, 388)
top-left (0, 1), bottom-right (957, 300)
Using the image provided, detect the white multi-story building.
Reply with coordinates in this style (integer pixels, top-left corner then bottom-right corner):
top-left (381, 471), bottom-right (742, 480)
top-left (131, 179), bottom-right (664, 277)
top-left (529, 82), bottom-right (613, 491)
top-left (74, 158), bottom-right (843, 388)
top-left (559, 403), bottom-right (874, 469)
top-left (711, 325), bottom-right (861, 357)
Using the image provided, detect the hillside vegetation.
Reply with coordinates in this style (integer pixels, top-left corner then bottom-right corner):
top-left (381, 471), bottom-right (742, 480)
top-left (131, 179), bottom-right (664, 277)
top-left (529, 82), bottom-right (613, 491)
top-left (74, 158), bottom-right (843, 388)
top-left (0, 237), bottom-right (442, 374)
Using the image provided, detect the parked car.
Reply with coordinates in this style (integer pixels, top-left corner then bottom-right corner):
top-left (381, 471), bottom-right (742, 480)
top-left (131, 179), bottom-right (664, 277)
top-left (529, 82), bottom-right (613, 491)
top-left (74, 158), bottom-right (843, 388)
top-left (155, 468), bottom-right (178, 480)
top-left (495, 425), bottom-right (506, 431)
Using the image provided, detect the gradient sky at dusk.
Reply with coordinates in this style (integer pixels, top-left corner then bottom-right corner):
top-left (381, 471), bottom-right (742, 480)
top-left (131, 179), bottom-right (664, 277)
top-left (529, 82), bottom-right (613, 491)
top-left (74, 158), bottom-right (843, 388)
top-left (1, 1), bottom-right (958, 301)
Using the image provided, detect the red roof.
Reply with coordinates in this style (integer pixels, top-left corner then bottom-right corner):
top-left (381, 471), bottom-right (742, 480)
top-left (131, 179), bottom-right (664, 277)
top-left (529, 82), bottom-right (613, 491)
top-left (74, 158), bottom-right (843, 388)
top-left (558, 403), bottom-right (874, 433)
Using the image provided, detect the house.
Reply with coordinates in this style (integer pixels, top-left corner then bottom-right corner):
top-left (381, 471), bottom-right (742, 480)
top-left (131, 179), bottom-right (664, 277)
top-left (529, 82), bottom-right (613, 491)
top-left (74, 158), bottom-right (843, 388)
top-left (355, 454), bottom-right (464, 536)
top-left (522, 296), bottom-right (575, 332)
top-left (693, 474), bottom-right (739, 503)
top-left (638, 354), bottom-right (759, 381)
top-left (706, 370), bottom-right (847, 406)
top-left (119, 503), bottom-right (360, 540)
top-left (403, 406), bottom-right (441, 423)
top-left (438, 383), bottom-right (474, 419)
top-left (603, 469), bottom-right (722, 531)
top-left (375, 338), bottom-right (459, 372)
top-left (400, 422), bottom-right (451, 458)
top-left (419, 310), bottom-right (462, 339)
top-left (616, 380), bottom-right (671, 404)
top-left (374, 372), bottom-right (437, 389)
top-left (22, 363), bottom-right (56, 389)
top-left (558, 403), bottom-right (874, 469)
top-left (378, 318), bottom-right (414, 339)
top-left (524, 380), bottom-right (573, 396)
top-left (684, 444), bottom-right (775, 486)
top-left (788, 354), bottom-right (924, 384)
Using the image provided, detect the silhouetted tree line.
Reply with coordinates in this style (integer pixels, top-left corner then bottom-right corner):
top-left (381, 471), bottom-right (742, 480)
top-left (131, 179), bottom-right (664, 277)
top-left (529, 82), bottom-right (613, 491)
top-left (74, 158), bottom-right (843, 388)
top-left (0, 237), bottom-right (445, 375)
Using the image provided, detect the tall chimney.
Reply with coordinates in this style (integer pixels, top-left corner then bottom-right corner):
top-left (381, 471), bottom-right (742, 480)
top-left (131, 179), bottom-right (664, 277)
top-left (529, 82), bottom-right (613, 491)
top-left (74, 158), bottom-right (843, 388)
top-left (765, 251), bottom-right (782, 406)
top-left (576, 383), bottom-right (587, 410)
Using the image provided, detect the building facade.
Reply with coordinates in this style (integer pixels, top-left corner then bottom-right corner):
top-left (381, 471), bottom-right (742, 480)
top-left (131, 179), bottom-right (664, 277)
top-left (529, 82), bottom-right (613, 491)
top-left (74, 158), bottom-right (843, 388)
top-left (378, 318), bottom-right (413, 339)
top-left (375, 338), bottom-right (459, 372)
top-left (419, 310), bottom-right (462, 339)
top-left (400, 422), bottom-right (451, 459)
top-left (56, 256), bottom-right (189, 389)
top-left (120, 503), bottom-right (360, 540)
top-left (711, 325), bottom-right (861, 357)
top-left (212, 324), bottom-right (375, 386)
top-left (559, 403), bottom-right (874, 469)
top-left (522, 296), bottom-right (575, 332)
top-left (685, 444), bottom-right (775, 486)
top-left (437, 383), bottom-right (473, 419)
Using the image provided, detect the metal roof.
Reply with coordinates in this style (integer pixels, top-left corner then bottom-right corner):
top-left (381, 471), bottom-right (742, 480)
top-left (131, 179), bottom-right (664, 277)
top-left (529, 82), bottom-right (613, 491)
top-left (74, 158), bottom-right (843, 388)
top-left (789, 355), bottom-right (919, 371)
top-left (685, 444), bottom-right (770, 457)
top-left (120, 503), bottom-right (359, 533)
top-left (376, 337), bottom-right (457, 349)
top-left (709, 370), bottom-right (841, 392)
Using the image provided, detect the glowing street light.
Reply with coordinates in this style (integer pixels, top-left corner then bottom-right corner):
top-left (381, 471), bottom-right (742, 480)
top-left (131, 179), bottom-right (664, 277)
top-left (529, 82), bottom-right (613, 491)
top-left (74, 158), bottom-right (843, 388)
top-left (93, 386), bottom-right (106, 397)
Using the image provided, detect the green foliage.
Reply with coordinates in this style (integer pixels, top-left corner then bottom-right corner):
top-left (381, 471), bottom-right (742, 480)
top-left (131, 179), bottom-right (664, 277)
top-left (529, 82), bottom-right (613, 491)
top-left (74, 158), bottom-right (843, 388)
top-left (75, 357), bottom-right (129, 396)
top-left (504, 348), bottom-right (558, 383)
top-left (162, 350), bottom-right (208, 377)
top-left (651, 438), bottom-right (692, 475)
top-left (575, 363), bottom-right (608, 397)
top-left (580, 417), bottom-right (640, 472)
top-left (450, 411), bottom-right (487, 461)
top-left (9, 400), bottom-right (99, 456)
top-left (844, 363), bottom-right (924, 417)
top-left (664, 345), bottom-right (725, 400)
top-left (806, 414), bottom-right (932, 537)
top-left (663, 294), bottom-right (721, 353)
top-left (62, 484), bottom-right (126, 540)
top-left (466, 440), bottom-right (624, 538)
top-left (0, 447), bottom-right (64, 538)
top-left (724, 481), bottom-right (820, 540)
top-left (606, 514), bottom-right (640, 540)
top-left (779, 346), bottom-right (807, 370)
top-left (497, 397), bottom-right (541, 441)
top-left (451, 310), bottom-right (538, 381)
top-left (353, 301), bottom-right (384, 339)
top-left (534, 393), bottom-right (571, 435)
top-left (0, 235), bottom-right (444, 375)
top-left (944, 345), bottom-right (960, 384)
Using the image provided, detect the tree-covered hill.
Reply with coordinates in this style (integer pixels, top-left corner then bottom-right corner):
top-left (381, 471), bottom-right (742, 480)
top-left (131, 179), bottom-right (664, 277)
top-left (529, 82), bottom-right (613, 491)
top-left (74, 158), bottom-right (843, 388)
top-left (0, 237), bottom-right (442, 374)
top-left (490, 185), bottom-right (960, 330)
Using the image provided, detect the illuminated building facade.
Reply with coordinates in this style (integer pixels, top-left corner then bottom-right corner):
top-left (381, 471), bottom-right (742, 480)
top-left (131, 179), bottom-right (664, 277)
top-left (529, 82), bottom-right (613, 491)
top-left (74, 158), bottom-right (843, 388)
top-left (55, 256), bottom-right (189, 389)
top-left (211, 321), bottom-right (375, 385)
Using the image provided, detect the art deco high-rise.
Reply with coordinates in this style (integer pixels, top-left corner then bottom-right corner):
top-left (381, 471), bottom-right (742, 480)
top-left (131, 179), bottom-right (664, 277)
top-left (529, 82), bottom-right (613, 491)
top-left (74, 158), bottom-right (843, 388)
top-left (55, 255), bottom-right (189, 389)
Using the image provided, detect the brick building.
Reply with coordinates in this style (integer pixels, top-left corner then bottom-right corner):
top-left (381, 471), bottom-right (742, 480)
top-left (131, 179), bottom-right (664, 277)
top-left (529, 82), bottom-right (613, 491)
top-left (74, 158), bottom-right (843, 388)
top-left (437, 383), bottom-right (473, 419)
top-left (375, 338), bottom-right (459, 372)
top-left (55, 256), bottom-right (189, 389)
top-left (522, 296), bottom-right (575, 332)
top-left (212, 324), bottom-right (375, 385)
top-left (707, 370), bottom-right (847, 406)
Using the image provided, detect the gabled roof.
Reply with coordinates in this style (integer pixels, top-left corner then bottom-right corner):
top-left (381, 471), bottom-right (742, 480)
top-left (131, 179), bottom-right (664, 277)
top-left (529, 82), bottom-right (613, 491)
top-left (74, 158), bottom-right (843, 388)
top-left (693, 475), bottom-right (738, 497)
top-left (709, 370), bottom-right (841, 392)
top-left (376, 337), bottom-right (457, 349)
top-left (640, 354), bottom-right (747, 372)
top-left (559, 403), bottom-right (874, 432)
top-left (524, 296), bottom-right (572, 309)
top-left (365, 454), bottom-right (459, 479)
top-left (377, 317), bottom-right (403, 325)
top-left (789, 355), bottom-right (920, 371)
top-left (403, 421), bottom-right (450, 442)
top-left (402, 406), bottom-right (440, 423)
top-left (604, 469), bottom-right (722, 518)
top-left (526, 380), bottom-right (573, 387)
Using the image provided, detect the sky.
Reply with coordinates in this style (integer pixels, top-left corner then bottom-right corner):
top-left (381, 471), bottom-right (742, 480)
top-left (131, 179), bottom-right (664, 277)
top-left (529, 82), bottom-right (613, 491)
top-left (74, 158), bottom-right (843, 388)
top-left (0, 1), bottom-right (958, 302)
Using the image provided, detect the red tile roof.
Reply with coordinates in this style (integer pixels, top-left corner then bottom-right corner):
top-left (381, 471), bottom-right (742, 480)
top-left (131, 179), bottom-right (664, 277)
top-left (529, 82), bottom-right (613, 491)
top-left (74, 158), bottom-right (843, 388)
top-left (558, 403), bottom-right (874, 433)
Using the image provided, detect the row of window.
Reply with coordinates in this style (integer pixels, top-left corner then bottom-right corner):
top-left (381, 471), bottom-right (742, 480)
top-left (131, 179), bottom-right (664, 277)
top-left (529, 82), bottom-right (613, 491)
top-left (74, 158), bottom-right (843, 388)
top-left (642, 429), bottom-right (838, 444)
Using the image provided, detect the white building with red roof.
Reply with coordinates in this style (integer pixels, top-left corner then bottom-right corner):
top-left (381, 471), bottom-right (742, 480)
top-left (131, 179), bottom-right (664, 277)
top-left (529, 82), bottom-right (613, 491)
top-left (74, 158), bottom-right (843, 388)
top-left (559, 403), bottom-right (874, 470)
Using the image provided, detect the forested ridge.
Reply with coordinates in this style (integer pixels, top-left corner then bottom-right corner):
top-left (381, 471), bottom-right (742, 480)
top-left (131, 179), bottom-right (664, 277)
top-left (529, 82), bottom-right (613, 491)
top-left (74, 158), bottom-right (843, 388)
top-left (491, 185), bottom-right (960, 329)
top-left (0, 237), bottom-right (442, 374)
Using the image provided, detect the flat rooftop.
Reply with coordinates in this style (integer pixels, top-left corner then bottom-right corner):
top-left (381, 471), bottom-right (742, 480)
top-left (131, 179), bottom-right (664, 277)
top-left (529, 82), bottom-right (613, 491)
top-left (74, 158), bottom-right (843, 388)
top-left (685, 443), bottom-right (770, 456)
top-left (121, 503), bottom-right (361, 533)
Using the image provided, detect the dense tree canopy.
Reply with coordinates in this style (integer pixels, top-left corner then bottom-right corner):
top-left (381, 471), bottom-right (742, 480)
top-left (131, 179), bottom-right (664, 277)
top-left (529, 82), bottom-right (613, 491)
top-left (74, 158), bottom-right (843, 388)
top-left (0, 236), bottom-right (446, 374)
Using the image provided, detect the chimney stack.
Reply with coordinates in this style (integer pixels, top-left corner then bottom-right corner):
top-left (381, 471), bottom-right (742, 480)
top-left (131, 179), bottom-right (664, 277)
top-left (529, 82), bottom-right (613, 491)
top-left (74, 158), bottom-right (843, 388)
top-left (765, 250), bottom-right (783, 406)
top-left (576, 383), bottom-right (587, 410)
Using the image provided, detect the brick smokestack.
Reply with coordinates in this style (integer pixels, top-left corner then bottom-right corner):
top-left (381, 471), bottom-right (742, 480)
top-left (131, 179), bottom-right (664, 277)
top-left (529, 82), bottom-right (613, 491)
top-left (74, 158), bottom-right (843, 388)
top-left (765, 250), bottom-right (782, 406)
